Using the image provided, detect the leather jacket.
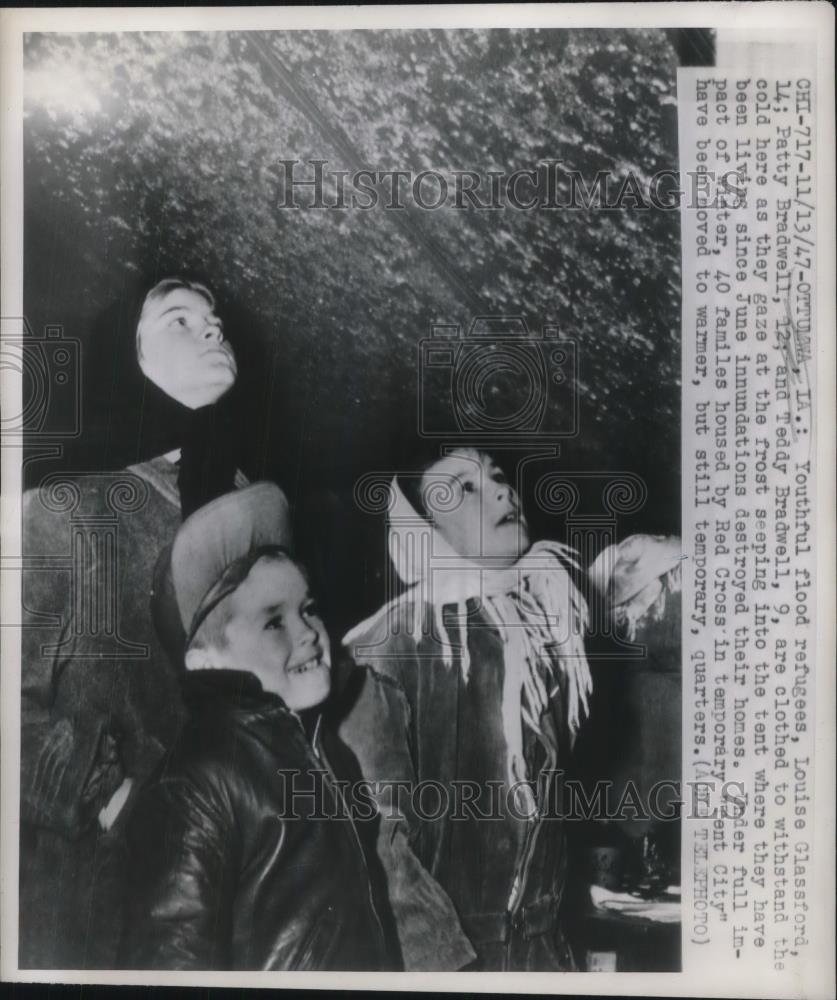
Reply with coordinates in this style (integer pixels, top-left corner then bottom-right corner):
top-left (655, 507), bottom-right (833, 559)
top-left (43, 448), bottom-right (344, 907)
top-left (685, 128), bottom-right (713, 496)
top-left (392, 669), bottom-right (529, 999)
top-left (337, 597), bottom-right (579, 971)
top-left (121, 669), bottom-right (392, 971)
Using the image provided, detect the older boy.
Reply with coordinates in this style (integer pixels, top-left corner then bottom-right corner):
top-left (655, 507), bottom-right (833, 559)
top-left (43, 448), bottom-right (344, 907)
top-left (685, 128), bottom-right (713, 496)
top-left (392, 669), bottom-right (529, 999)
top-left (121, 483), bottom-right (390, 971)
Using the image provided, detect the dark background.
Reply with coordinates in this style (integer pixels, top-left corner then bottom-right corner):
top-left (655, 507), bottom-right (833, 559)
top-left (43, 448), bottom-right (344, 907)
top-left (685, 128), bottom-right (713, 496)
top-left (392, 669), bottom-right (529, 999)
top-left (21, 28), bottom-right (712, 637)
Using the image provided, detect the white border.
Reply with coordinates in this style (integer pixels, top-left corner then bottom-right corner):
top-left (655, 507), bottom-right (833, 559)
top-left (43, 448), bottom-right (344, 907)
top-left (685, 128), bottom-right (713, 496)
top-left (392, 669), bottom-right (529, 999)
top-left (1, 4), bottom-right (834, 995)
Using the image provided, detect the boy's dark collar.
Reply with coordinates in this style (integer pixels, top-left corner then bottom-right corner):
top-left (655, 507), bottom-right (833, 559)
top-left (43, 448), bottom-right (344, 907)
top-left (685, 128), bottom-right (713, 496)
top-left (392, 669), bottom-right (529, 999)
top-left (180, 668), bottom-right (323, 737)
top-left (182, 667), bottom-right (279, 709)
top-left (182, 669), bottom-right (322, 738)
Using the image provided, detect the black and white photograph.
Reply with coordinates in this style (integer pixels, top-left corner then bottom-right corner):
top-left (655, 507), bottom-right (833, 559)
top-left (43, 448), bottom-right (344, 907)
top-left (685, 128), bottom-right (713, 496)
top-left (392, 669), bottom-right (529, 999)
top-left (0, 4), bottom-right (833, 994)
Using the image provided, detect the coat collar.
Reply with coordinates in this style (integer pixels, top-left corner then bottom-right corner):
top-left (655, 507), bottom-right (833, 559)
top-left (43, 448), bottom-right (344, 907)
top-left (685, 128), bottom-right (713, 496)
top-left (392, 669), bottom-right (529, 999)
top-left (181, 668), bottom-right (323, 744)
top-left (182, 668), bottom-right (284, 715)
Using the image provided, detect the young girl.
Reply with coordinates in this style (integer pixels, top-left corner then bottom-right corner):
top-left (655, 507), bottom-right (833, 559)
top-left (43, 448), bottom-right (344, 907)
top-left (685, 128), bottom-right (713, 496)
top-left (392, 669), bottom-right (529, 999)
top-left (339, 447), bottom-right (592, 971)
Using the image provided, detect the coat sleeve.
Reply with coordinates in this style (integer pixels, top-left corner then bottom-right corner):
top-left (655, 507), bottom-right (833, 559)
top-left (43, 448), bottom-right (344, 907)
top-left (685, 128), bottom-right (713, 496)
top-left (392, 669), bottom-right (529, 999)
top-left (20, 484), bottom-right (179, 838)
top-left (20, 575), bottom-right (147, 837)
top-left (120, 766), bottom-right (240, 970)
top-left (338, 659), bottom-right (476, 971)
top-left (20, 488), bottom-right (123, 836)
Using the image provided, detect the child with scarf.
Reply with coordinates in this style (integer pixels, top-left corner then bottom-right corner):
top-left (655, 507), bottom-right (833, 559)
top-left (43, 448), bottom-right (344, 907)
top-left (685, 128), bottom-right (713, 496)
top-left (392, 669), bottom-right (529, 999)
top-left (338, 448), bottom-right (592, 971)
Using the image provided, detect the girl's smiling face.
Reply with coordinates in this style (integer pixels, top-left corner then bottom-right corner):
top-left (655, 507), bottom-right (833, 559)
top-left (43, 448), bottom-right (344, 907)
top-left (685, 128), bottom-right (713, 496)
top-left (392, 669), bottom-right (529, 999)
top-left (419, 449), bottom-right (530, 564)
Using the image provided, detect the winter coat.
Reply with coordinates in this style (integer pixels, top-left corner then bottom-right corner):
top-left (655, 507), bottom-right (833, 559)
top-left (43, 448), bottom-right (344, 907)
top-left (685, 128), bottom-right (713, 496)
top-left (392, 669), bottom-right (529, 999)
top-left (18, 454), bottom-right (248, 968)
top-left (20, 456), bottom-right (192, 835)
top-left (338, 596), bottom-right (582, 972)
top-left (120, 669), bottom-right (392, 971)
top-left (336, 476), bottom-right (589, 971)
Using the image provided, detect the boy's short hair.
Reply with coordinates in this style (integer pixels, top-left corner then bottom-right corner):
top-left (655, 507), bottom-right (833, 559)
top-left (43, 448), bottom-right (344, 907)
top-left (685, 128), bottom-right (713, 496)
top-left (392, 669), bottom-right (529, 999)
top-left (188, 546), bottom-right (305, 654)
top-left (151, 483), bottom-right (293, 670)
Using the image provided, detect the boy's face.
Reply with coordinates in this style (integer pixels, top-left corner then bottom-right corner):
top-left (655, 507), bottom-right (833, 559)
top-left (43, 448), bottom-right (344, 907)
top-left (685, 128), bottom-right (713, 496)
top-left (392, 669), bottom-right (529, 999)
top-left (137, 287), bottom-right (237, 409)
top-left (420, 448), bottom-right (530, 565)
top-left (191, 557), bottom-right (332, 711)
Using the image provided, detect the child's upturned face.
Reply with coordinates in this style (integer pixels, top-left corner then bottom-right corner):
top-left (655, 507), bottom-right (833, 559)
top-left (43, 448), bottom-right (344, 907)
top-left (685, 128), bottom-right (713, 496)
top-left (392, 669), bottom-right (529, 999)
top-left (207, 557), bottom-right (331, 711)
top-left (137, 288), bottom-right (237, 409)
top-left (420, 449), bottom-right (530, 564)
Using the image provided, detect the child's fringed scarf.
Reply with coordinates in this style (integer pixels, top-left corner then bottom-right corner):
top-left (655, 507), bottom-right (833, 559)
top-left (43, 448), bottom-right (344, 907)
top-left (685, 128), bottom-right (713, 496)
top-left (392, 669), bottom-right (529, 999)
top-left (364, 477), bottom-right (593, 800)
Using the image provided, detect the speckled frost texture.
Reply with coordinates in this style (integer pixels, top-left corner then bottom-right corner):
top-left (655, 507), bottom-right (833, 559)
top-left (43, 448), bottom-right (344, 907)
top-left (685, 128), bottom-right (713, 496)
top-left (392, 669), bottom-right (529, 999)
top-left (23, 28), bottom-right (682, 632)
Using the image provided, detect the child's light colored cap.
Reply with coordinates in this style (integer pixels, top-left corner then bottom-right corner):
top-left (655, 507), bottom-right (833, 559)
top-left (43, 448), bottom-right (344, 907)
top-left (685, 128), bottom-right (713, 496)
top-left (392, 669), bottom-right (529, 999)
top-left (151, 482), bottom-right (292, 661)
